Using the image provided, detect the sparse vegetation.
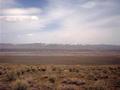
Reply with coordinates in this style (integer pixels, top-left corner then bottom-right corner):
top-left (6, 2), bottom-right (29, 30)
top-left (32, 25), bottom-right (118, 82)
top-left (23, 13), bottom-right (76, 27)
top-left (0, 64), bottom-right (120, 90)
top-left (10, 79), bottom-right (28, 90)
top-left (7, 71), bottom-right (17, 81)
top-left (49, 76), bottom-right (57, 83)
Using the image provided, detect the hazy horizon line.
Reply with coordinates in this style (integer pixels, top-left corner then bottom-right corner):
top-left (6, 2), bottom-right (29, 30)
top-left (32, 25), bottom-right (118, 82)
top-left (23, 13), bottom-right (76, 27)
top-left (0, 42), bottom-right (120, 46)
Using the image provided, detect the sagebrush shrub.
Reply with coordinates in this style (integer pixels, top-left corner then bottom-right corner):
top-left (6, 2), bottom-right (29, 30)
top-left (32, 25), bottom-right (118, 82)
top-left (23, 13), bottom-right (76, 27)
top-left (7, 71), bottom-right (17, 81)
top-left (11, 79), bottom-right (28, 90)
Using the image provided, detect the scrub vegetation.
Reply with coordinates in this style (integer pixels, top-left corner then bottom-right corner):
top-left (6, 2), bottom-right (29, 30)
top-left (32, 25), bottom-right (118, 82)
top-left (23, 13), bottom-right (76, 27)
top-left (0, 64), bottom-right (120, 90)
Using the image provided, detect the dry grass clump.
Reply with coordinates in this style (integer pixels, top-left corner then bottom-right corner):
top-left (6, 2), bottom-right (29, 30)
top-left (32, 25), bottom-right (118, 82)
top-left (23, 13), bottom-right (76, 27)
top-left (0, 64), bottom-right (120, 90)
top-left (25, 77), bottom-right (34, 84)
top-left (69, 68), bottom-right (79, 73)
top-left (58, 85), bottom-right (78, 90)
top-left (86, 74), bottom-right (97, 81)
top-left (94, 80), bottom-right (106, 88)
top-left (10, 79), bottom-right (28, 90)
top-left (38, 83), bottom-right (53, 90)
top-left (49, 76), bottom-right (57, 83)
top-left (6, 68), bottom-right (26, 81)
top-left (7, 71), bottom-right (17, 81)
top-left (85, 87), bottom-right (106, 90)
top-left (62, 78), bottom-right (85, 86)
top-left (113, 80), bottom-right (120, 87)
top-left (40, 75), bottom-right (49, 80)
top-left (15, 68), bottom-right (25, 77)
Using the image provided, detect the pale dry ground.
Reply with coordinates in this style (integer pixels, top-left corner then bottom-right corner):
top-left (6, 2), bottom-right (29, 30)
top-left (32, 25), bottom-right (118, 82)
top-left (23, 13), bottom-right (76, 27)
top-left (0, 64), bottom-right (120, 90)
top-left (0, 51), bottom-right (120, 65)
top-left (0, 51), bottom-right (120, 56)
top-left (0, 51), bottom-right (120, 90)
top-left (0, 55), bottom-right (120, 65)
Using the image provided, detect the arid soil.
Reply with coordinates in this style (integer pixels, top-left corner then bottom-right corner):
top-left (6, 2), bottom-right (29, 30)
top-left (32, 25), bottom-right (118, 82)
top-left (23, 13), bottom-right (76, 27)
top-left (0, 64), bottom-right (120, 90)
top-left (0, 51), bottom-right (120, 90)
top-left (0, 56), bottom-right (120, 65)
top-left (0, 51), bottom-right (120, 64)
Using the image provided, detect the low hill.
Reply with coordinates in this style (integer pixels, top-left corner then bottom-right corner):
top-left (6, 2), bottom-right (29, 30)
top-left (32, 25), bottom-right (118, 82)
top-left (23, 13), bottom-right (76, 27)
top-left (0, 43), bottom-right (120, 51)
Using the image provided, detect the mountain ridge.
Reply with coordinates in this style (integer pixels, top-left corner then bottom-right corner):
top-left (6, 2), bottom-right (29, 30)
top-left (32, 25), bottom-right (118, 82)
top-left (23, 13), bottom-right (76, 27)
top-left (0, 43), bottom-right (120, 51)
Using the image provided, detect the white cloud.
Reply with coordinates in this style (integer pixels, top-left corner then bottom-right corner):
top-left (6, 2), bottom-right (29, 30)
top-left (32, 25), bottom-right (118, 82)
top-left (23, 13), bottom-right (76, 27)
top-left (26, 33), bottom-right (33, 36)
top-left (0, 7), bottom-right (43, 32)
top-left (80, 1), bottom-right (96, 8)
top-left (1, 8), bottom-right (41, 15)
top-left (0, 16), bottom-right (39, 22)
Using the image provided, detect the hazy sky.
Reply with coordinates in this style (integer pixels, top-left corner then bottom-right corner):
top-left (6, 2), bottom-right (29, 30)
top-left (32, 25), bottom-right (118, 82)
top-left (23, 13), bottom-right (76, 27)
top-left (0, 0), bottom-right (120, 44)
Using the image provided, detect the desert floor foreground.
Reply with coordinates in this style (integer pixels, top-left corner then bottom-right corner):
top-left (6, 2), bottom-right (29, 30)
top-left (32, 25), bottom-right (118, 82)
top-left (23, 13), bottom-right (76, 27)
top-left (0, 64), bottom-right (120, 90)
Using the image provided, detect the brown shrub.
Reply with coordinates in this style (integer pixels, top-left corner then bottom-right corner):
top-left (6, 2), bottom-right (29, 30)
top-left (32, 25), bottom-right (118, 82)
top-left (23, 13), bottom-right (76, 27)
top-left (7, 71), bottom-right (17, 81)
top-left (62, 78), bottom-right (85, 86)
top-left (10, 79), bottom-right (29, 90)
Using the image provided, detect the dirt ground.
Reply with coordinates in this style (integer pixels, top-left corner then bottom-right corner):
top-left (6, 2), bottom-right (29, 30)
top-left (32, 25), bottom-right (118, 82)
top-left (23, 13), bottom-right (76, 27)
top-left (0, 51), bottom-right (120, 65)
top-left (0, 64), bottom-right (120, 90)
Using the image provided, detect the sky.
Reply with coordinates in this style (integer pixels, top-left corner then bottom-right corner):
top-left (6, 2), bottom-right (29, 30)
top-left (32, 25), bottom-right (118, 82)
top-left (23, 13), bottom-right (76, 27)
top-left (0, 0), bottom-right (120, 45)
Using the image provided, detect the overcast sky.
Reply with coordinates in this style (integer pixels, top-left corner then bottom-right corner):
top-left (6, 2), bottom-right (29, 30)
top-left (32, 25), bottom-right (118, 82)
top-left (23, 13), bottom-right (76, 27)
top-left (0, 0), bottom-right (120, 45)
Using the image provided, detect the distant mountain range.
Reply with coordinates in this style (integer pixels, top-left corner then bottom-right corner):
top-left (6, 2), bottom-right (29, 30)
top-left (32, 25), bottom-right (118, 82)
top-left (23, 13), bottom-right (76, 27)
top-left (0, 43), bottom-right (120, 51)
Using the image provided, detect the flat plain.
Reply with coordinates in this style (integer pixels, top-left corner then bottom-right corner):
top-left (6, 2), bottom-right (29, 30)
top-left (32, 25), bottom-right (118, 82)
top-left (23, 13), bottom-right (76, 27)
top-left (0, 51), bottom-right (120, 64)
top-left (0, 50), bottom-right (120, 90)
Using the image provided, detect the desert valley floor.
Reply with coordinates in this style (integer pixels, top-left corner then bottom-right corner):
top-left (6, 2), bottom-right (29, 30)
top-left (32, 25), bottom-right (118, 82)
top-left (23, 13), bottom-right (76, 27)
top-left (0, 51), bottom-right (120, 90)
